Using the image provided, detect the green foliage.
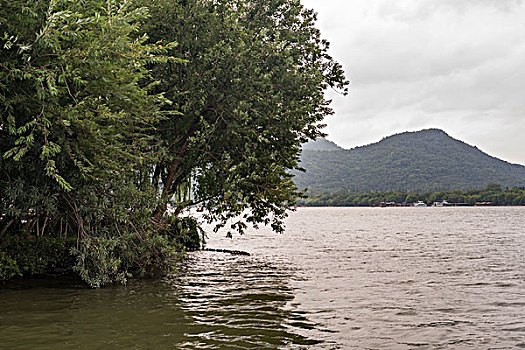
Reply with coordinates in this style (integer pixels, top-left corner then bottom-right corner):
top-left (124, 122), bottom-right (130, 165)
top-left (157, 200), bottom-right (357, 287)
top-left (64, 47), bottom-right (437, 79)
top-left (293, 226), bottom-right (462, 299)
top-left (0, 251), bottom-right (21, 280)
top-left (1, 0), bottom-right (173, 186)
top-left (0, 236), bottom-right (75, 280)
top-left (0, 0), bottom-right (171, 231)
top-left (71, 232), bottom-right (182, 288)
top-left (0, 0), bottom-right (178, 286)
top-left (144, 0), bottom-right (348, 235)
top-left (295, 129), bottom-right (525, 193)
top-left (72, 236), bottom-right (128, 288)
top-left (165, 216), bottom-right (205, 251)
top-left (0, 0), bottom-right (347, 286)
top-left (300, 185), bottom-right (525, 207)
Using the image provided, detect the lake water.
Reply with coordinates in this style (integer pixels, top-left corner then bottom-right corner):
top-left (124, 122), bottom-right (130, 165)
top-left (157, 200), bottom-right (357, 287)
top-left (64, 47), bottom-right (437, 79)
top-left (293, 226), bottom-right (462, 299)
top-left (1, 207), bottom-right (524, 349)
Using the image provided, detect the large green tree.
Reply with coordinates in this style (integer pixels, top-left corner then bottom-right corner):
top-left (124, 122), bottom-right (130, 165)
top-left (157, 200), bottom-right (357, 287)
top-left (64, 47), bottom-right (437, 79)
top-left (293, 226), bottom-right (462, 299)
top-left (1, 0), bottom-right (348, 285)
top-left (0, 0), bottom-right (180, 286)
top-left (145, 0), bottom-right (348, 235)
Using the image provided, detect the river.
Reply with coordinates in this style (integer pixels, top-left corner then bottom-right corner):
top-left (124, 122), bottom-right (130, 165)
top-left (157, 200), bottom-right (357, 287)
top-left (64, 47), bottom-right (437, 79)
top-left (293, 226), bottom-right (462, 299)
top-left (1, 207), bottom-right (524, 349)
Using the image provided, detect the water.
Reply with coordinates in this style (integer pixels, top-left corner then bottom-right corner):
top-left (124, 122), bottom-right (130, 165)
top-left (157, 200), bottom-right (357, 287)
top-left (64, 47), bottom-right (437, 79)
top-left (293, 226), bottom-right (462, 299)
top-left (1, 207), bottom-right (524, 349)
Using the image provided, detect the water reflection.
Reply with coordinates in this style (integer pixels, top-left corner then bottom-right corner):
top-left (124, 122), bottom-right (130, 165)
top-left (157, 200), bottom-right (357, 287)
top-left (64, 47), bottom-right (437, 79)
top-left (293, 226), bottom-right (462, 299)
top-left (0, 252), bottom-right (322, 349)
top-left (0, 278), bottom-right (191, 349)
top-left (170, 251), bottom-right (321, 349)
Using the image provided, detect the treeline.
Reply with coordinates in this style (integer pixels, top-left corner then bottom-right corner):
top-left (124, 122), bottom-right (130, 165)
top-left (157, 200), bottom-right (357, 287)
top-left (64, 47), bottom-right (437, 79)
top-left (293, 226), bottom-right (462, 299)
top-left (0, 0), bottom-right (348, 286)
top-left (299, 184), bottom-right (525, 207)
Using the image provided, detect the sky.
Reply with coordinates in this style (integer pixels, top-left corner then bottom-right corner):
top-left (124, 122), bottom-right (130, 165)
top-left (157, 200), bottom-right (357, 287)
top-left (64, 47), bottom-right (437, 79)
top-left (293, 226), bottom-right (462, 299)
top-left (300, 0), bottom-right (525, 165)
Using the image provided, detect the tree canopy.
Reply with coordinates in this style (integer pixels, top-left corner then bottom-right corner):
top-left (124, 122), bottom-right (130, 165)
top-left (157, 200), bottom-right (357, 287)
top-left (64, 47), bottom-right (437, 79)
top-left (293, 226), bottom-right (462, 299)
top-left (0, 0), bottom-right (348, 286)
top-left (143, 0), bottom-right (348, 234)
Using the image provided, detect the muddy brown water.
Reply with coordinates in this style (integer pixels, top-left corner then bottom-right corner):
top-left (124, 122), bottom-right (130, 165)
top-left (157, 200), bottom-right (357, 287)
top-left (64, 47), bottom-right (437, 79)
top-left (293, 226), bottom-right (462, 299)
top-left (1, 207), bottom-right (524, 349)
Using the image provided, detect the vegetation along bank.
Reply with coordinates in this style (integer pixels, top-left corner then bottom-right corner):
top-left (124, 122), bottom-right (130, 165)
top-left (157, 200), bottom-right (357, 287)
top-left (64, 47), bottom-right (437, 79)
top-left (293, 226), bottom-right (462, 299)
top-left (299, 184), bottom-right (525, 207)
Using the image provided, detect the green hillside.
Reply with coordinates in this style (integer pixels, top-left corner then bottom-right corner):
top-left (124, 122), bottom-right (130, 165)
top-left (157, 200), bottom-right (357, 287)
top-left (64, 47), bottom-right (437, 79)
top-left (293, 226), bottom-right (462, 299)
top-left (294, 129), bottom-right (525, 192)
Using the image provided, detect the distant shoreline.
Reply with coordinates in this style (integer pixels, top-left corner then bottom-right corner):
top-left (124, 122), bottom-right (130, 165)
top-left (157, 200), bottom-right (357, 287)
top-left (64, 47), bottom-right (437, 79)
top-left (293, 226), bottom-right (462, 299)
top-left (297, 185), bottom-right (525, 207)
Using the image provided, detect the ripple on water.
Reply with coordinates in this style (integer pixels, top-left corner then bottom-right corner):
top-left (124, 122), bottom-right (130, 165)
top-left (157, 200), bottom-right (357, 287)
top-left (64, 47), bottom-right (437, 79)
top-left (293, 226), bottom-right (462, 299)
top-left (1, 207), bottom-right (524, 349)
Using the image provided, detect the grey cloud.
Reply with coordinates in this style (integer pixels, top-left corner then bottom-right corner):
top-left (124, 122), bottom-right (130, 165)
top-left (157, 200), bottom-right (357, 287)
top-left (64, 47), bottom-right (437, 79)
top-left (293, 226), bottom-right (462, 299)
top-left (376, 0), bottom-right (524, 21)
top-left (301, 0), bottom-right (525, 164)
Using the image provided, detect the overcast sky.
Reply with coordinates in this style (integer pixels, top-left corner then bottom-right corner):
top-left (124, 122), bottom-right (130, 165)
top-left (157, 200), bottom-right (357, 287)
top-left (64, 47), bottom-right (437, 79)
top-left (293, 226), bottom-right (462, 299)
top-left (300, 0), bottom-right (525, 165)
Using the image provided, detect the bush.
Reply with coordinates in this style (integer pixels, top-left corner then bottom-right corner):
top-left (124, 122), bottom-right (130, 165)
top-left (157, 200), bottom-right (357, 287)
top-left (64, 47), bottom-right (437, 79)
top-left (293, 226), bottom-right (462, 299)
top-left (0, 251), bottom-right (21, 280)
top-left (0, 228), bottom-right (194, 287)
top-left (0, 236), bottom-right (76, 280)
top-left (71, 231), bottom-right (186, 288)
top-left (166, 217), bottom-right (206, 251)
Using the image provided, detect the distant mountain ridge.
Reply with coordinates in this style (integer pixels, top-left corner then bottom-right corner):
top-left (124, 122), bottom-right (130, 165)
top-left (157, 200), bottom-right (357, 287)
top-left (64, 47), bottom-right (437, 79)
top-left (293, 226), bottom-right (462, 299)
top-left (295, 129), bottom-right (525, 192)
top-left (302, 138), bottom-right (344, 151)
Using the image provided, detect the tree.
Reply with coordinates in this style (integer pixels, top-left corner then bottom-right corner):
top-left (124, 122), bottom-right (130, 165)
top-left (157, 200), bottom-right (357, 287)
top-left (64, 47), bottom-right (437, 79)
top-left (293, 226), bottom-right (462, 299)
top-left (144, 0), bottom-right (348, 235)
top-left (0, 0), bottom-right (348, 285)
top-left (485, 183), bottom-right (502, 192)
top-left (0, 0), bottom-right (180, 286)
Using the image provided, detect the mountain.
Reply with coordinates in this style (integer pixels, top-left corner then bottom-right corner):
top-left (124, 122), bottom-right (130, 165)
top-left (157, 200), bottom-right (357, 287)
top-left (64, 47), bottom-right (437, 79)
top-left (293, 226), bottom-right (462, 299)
top-left (294, 129), bottom-right (525, 192)
top-left (302, 138), bottom-right (344, 151)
